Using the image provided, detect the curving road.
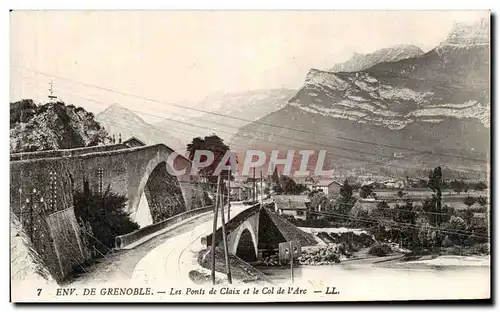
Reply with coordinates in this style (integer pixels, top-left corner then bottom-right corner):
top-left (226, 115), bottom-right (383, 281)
top-left (130, 201), bottom-right (250, 288)
top-left (68, 201), bottom-right (251, 288)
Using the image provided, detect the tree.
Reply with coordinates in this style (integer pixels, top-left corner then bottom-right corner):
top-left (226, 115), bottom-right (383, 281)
top-left (340, 180), bottom-right (353, 202)
top-left (375, 201), bottom-right (391, 219)
top-left (463, 196), bottom-right (476, 209)
top-left (476, 196), bottom-right (488, 208)
top-left (422, 196), bottom-right (439, 226)
top-left (359, 185), bottom-right (375, 199)
top-left (310, 192), bottom-right (328, 212)
top-left (462, 209), bottom-right (474, 228)
top-left (444, 216), bottom-right (468, 246)
top-left (440, 205), bottom-right (455, 224)
top-left (271, 167), bottom-right (280, 184)
top-left (280, 176), bottom-right (308, 195)
top-left (418, 179), bottom-right (428, 188)
top-left (397, 190), bottom-right (405, 198)
top-left (428, 166), bottom-right (443, 226)
top-left (450, 180), bottom-right (465, 194)
top-left (474, 181), bottom-right (488, 192)
top-left (416, 217), bottom-right (436, 249)
top-left (395, 201), bottom-right (418, 224)
top-left (272, 183), bottom-right (284, 195)
top-left (186, 135), bottom-right (231, 184)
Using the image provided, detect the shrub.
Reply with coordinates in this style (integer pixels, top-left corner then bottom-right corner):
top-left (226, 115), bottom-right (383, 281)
top-left (368, 243), bottom-right (392, 257)
top-left (294, 217), bottom-right (331, 228)
top-left (73, 185), bottom-right (139, 256)
top-left (442, 235), bottom-right (454, 248)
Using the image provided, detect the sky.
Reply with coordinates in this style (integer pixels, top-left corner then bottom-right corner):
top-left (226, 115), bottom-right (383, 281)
top-left (10, 10), bottom-right (489, 119)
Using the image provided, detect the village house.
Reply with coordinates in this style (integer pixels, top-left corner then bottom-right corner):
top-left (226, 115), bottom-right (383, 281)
top-left (229, 183), bottom-right (254, 201)
top-left (272, 195), bottom-right (310, 220)
top-left (122, 137), bottom-right (146, 148)
top-left (382, 179), bottom-right (405, 189)
top-left (314, 179), bottom-right (342, 197)
top-left (471, 212), bottom-right (488, 227)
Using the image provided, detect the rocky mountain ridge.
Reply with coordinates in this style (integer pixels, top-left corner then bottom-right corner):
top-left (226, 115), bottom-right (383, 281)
top-left (329, 44), bottom-right (424, 72)
top-left (10, 99), bottom-right (111, 153)
top-left (155, 88), bottom-right (296, 145)
top-left (96, 104), bottom-right (184, 151)
top-left (233, 19), bottom-right (490, 176)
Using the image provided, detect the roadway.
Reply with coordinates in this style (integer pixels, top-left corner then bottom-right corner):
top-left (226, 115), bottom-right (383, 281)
top-left (68, 201), bottom-right (252, 288)
top-left (130, 201), bottom-right (251, 288)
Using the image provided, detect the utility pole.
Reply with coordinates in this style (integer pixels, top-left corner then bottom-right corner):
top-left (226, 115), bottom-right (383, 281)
top-left (290, 245), bottom-right (294, 284)
top-left (48, 80), bottom-right (57, 103)
top-left (219, 176), bottom-right (232, 284)
top-left (227, 168), bottom-right (231, 221)
top-left (253, 168), bottom-right (256, 203)
top-left (260, 170), bottom-right (263, 207)
top-left (211, 175), bottom-right (221, 285)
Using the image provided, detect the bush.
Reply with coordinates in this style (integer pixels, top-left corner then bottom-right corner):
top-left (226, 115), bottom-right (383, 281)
top-left (298, 246), bottom-right (342, 265)
top-left (469, 243), bottom-right (490, 255)
top-left (73, 185), bottom-right (139, 256)
top-left (442, 235), bottom-right (454, 248)
top-left (368, 243), bottom-right (392, 257)
top-left (294, 217), bottom-right (331, 228)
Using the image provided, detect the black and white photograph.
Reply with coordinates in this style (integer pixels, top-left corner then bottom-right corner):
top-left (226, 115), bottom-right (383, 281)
top-left (8, 10), bottom-right (491, 302)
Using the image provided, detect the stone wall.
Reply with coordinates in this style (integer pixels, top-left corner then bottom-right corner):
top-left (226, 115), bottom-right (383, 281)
top-left (10, 143), bottom-right (208, 282)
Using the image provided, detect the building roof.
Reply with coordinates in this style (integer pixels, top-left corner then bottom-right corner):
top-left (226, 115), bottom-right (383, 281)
top-left (273, 195), bottom-right (309, 210)
top-left (122, 137), bottom-right (146, 147)
top-left (263, 208), bottom-right (318, 246)
top-left (316, 179), bottom-right (342, 187)
top-left (473, 212), bottom-right (487, 219)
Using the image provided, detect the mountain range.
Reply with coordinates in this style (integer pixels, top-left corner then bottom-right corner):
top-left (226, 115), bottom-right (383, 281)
top-left (95, 104), bottom-right (185, 151)
top-left (154, 88), bottom-right (296, 144)
top-left (232, 19), bottom-right (490, 178)
top-left (329, 44), bottom-right (424, 72)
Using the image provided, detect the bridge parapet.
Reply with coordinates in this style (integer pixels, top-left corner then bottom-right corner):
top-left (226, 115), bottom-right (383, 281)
top-left (115, 205), bottom-right (214, 249)
top-left (10, 143), bottom-right (129, 161)
top-left (201, 204), bottom-right (262, 248)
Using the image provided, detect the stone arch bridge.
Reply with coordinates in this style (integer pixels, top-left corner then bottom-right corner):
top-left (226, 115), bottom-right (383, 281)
top-left (202, 205), bottom-right (317, 262)
top-left (10, 143), bottom-right (209, 281)
top-left (10, 143), bottom-right (208, 223)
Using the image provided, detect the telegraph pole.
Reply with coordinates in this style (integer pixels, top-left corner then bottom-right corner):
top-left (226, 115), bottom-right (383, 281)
top-left (227, 168), bottom-right (231, 221)
top-left (219, 177), bottom-right (232, 284)
top-left (48, 81), bottom-right (57, 103)
top-left (260, 170), bottom-right (263, 207)
top-left (253, 168), bottom-right (256, 203)
top-left (211, 176), bottom-right (221, 285)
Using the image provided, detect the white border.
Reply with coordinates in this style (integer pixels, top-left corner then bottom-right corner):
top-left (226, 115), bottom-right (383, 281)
top-left (2, 1), bottom-right (498, 311)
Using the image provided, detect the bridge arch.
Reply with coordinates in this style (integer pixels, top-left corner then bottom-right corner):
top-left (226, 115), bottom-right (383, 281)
top-left (232, 220), bottom-right (258, 262)
top-left (131, 149), bottom-right (186, 227)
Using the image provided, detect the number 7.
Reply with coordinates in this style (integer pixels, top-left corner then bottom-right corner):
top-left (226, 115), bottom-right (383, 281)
top-left (37, 289), bottom-right (42, 296)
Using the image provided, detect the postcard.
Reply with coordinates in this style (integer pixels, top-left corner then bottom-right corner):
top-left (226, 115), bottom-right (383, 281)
top-left (9, 10), bottom-right (490, 303)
